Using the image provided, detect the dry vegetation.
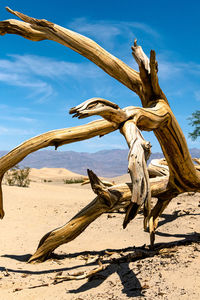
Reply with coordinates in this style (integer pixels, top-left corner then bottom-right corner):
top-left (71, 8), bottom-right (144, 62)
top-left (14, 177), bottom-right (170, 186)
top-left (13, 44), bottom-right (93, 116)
top-left (4, 166), bottom-right (30, 188)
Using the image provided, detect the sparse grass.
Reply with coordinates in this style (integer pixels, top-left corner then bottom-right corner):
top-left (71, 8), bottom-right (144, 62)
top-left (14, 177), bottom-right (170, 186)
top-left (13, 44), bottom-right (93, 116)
top-left (4, 165), bottom-right (30, 187)
top-left (63, 178), bottom-right (84, 184)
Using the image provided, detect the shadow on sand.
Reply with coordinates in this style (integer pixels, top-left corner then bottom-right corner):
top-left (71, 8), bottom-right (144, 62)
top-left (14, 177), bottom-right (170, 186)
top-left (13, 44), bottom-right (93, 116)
top-left (1, 231), bottom-right (200, 298)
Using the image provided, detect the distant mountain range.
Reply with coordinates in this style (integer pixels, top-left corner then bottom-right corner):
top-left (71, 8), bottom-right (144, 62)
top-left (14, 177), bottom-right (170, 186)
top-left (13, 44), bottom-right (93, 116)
top-left (0, 148), bottom-right (199, 177)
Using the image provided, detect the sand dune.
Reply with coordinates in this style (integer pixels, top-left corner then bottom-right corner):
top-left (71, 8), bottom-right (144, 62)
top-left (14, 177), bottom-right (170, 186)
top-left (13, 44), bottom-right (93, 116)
top-left (30, 167), bottom-right (85, 182)
top-left (109, 173), bottom-right (130, 184)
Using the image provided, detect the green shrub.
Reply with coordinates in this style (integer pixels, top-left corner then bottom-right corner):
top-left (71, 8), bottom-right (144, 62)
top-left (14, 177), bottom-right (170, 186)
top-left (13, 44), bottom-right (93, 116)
top-left (63, 178), bottom-right (84, 184)
top-left (5, 165), bottom-right (30, 187)
top-left (44, 179), bottom-right (52, 182)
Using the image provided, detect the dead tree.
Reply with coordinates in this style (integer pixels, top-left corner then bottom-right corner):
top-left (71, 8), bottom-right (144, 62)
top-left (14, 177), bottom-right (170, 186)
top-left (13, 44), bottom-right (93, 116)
top-left (0, 7), bottom-right (200, 263)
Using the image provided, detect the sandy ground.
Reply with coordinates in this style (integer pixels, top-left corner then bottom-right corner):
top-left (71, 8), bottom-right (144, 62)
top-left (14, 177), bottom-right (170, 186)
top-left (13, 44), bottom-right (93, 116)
top-left (29, 168), bottom-right (85, 183)
top-left (0, 169), bottom-right (200, 299)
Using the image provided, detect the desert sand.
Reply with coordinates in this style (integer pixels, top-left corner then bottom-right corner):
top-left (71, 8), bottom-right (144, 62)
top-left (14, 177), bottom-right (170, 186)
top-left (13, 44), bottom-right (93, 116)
top-left (29, 168), bottom-right (85, 183)
top-left (0, 168), bottom-right (200, 299)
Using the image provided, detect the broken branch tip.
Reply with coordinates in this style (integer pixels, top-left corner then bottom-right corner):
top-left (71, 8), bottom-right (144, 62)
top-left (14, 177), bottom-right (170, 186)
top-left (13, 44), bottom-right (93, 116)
top-left (134, 39), bottom-right (137, 47)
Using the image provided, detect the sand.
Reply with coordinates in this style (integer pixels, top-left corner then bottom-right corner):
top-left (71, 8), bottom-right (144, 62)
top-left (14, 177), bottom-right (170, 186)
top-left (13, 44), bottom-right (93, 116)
top-left (0, 168), bottom-right (200, 299)
top-left (29, 168), bottom-right (85, 183)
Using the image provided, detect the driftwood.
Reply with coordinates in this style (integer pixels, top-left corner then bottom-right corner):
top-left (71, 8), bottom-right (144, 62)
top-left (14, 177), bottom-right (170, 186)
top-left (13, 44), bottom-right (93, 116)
top-left (0, 7), bottom-right (200, 262)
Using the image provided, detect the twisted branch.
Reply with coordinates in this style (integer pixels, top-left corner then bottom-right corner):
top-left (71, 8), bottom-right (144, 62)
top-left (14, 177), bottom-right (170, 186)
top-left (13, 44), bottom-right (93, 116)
top-left (0, 119), bottom-right (116, 219)
top-left (0, 7), bottom-right (200, 257)
top-left (29, 168), bottom-right (169, 263)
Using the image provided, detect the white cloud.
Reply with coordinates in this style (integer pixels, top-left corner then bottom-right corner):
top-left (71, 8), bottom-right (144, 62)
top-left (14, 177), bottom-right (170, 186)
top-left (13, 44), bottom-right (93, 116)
top-left (187, 137), bottom-right (200, 148)
top-left (69, 18), bottom-right (159, 46)
top-left (0, 54), bottom-right (101, 79)
top-left (69, 18), bottom-right (121, 47)
top-left (129, 22), bottom-right (159, 38)
top-left (0, 126), bottom-right (33, 136)
top-left (0, 59), bottom-right (54, 102)
top-left (0, 116), bottom-right (35, 122)
top-left (194, 90), bottom-right (200, 101)
top-left (157, 60), bottom-right (182, 80)
top-left (157, 51), bottom-right (200, 81)
top-left (0, 54), bottom-right (103, 102)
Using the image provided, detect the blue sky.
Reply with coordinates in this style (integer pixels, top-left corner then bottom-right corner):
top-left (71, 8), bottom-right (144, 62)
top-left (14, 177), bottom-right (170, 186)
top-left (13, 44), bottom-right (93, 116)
top-left (0, 0), bottom-right (200, 153)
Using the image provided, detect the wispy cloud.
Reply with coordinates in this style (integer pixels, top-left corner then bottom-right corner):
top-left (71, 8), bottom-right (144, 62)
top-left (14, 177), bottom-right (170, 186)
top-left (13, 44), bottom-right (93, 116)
top-left (69, 18), bottom-right (159, 49)
top-left (194, 90), bottom-right (200, 101)
top-left (0, 54), bottom-right (103, 103)
top-left (157, 60), bottom-right (182, 80)
top-left (0, 126), bottom-right (33, 136)
top-left (0, 116), bottom-right (35, 122)
top-left (0, 20), bottom-right (160, 106)
top-left (129, 22), bottom-right (159, 38)
top-left (0, 55), bottom-right (101, 79)
top-left (186, 136), bottom-right (200, 149)
top-left (154, 54), bottom-right (200, 103)
top-left (69, 18), bottom-right (121, 47)
top-left (0, 58), bottom-right (54, 102)
top-left (6, 55), bottom-right (101, 79)
top-left (157, 51), bottom-right (200, 81)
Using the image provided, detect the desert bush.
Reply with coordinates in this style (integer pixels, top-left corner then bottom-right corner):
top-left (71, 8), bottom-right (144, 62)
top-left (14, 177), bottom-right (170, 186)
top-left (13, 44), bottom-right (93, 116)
top-left (63, 178), bottom-right (84, 184)
top-left (5, 165), bottom-right (30, 187)
top-left (44, 179), bottom-right (52, 182)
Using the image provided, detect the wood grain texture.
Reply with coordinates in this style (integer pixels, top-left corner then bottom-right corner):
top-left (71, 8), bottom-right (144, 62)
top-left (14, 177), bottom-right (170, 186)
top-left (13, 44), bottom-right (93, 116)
top-left (120, 120), bottom-right (151, 229)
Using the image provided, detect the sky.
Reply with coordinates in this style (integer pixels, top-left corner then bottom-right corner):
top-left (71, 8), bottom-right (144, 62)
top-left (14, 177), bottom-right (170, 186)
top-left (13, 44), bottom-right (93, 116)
top-left (0, 0), bottom-right (200, 153)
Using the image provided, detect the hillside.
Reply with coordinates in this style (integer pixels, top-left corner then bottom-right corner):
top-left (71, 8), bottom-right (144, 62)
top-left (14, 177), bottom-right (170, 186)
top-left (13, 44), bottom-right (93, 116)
top-left (0, 148), bottom-right (199, 177)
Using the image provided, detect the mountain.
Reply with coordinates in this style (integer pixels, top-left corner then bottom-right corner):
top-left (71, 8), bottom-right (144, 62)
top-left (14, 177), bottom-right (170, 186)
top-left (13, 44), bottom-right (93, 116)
top-left (0, 148), bottom-right (199, 177)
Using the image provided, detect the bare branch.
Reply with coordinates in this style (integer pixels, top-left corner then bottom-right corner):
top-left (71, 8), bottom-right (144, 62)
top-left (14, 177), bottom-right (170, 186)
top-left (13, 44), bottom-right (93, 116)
top-left (193, 158), bottom-right (200, 166)
top-left (120, 120), bottom-right (151, 229)
top-left (87, 169), bottom-right (118, 207)
top-left (131, 39), bottom-right (168, 105)
top-left (29, 171), bottom-right (169, 263)
top-left (0, 119), bottom-right (116, 218)
top-left (69, 97), bottom-right (171, 131)
top-left (70, 97), bottom-right (128, 125)
top-left (132, 39), bottom-right (150, 72)
top-left (148, 159), bottom-right (169, 178)
top-left (68, 96), bottom-right (200, 193)
top-left (0, 7), bottom-right (200, 253)
top-left (53, 259), bottom-right (104, 283)
top-left (0, 98), bottom-right (173, 220)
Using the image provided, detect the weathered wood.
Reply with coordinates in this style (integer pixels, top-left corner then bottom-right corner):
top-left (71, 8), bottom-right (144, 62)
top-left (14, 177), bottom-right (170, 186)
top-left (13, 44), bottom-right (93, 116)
top-left (29, 170), bottom-right (169, 263)
top-left (0, 7), bottom-right (200, 257)
top-left (131, 40), bottom-right (200, 191)
top-left (0, 119), bottom-right (116, 219)
top-left (1, 7), bottom-right (199, 193)
top-left (148, 159), bottom-right (169, 178)
top-left (120, 120), bottom-right (151, 229)
top-left (70, 97), bottom-right (128, 125)
top-left (69, 98), bottom-right (157, 232)
top-left (0, 97), bottom-right (173, 220)
top-left (54, 259), bottom-right (104, 283)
